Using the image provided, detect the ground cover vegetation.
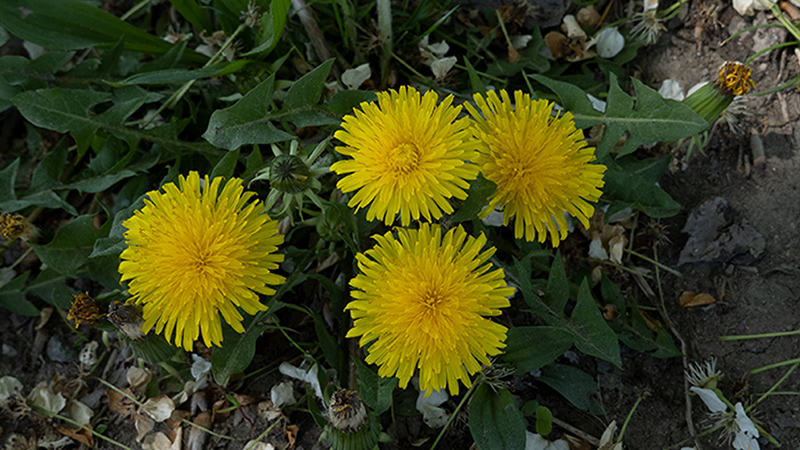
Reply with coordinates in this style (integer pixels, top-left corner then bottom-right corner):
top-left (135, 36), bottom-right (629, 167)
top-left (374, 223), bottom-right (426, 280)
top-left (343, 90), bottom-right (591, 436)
top-left (0, 0), bottom-right (798, 449)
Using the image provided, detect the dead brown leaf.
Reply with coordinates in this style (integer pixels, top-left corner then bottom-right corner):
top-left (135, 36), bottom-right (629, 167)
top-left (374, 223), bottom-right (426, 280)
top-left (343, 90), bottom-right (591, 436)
top-left (563, 434), bottom-right (592, 450)
top-left (508, 45), bottom-right (520, 63)
top-left (284, 425), bottom-right (298, 448)
top-left (640, 310), bottom-right (662, 333)
top-left (106, 387), bottom-right (136, 416)
top-left (167, 410), bottom-right (192, 429)
top-left (603, 304), bottom-right (620, 320)
top-left (233, 394), bottom-right (257, 407)
top-left (680, 291), bottom-right (717, 308)
top-left (56, 425), bottom-right (94, 447)
top-left (211, 398), bottom-right (230, 423)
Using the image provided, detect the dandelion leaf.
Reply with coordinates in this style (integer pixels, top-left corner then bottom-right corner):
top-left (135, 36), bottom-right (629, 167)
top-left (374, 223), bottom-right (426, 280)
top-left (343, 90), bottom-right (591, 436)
top-left (468, 385), bottom-right (526, 450)
top-left (203, 73), bottom-right (294, 150)
top-left (509, 256), bottom-right (622, 368)
top-left (532, 73), bottom-right (707, 159)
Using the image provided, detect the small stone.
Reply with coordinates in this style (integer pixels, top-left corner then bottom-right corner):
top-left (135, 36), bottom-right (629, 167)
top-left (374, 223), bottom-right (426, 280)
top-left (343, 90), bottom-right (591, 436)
top-left (47, 336), bottom-right (75, 363)
top-left (2, 343), bottom-right (17, 357)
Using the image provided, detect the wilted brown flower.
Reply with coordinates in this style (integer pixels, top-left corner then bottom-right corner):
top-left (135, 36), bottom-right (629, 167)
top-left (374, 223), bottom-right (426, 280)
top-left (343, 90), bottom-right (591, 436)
top-left (66, 293), bottom-right (103, 329)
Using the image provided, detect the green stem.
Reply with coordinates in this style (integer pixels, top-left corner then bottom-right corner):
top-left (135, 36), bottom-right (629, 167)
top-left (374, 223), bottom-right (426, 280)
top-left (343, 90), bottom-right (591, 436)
top-left (32, 406), bottom-right (133, 450)
top-left (616, 396), bottom-right (642, 442)
top-left (142, 23), bottom-right (248, 128)
top-left (7, 247), bottom-right (33, 271)
top-left (376, 0), bottom-right (392, 86)
top-left (429, 381), bottom-right (477, 450)
top-left (120, 0), bottom-right (150, 21)
top-left (750, 357), bottom-right (800, 375)
top-left (720, 329), bottom-right (800, 341)
top-left (751, 362), bottom-right (800, 410)
top-left (624, 249), bottom-right (682, 277)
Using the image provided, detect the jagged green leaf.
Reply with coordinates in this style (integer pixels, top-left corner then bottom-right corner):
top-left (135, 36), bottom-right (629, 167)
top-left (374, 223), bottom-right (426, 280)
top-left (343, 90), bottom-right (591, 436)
top-left (537, 364), bottom-right (597, 411)
top-left (451, 174), bottom-right (496, 223)
top-left (167, 0), bottom-right (213, 32)
top-left (0, 272), bottom-right (38, 316)
top-left (469, 385), bottom-right (526, 450)
top-left (571, 280), bottom-right (621, 365)
top-left (281, 59), bottom-right (339, 127)
top-left (532, 73), bottom-right (707, 159)
top-left (13, 88), bottom-right (111, 154)
top-left (511, 257), bottom-right (622, 367)
top-left (0, 0), bottom-right (205, 61)
top-left (245, 0), bottom-right (291, 56)
top-left (203, 73), bottom-right (294, 150)
top-left (355, 359), bottom-right (397, 415)
top-left (502, 326), bottom-right (574, 373)
top-left (29, 215), bottom-right (111, 278)
top-left (602, 161), bottom-right (680, 218)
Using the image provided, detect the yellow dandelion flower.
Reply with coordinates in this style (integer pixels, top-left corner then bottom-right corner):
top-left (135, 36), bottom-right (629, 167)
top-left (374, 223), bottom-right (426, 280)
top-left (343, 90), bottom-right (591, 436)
top-left (119, 172), bottom-right (285, 350)
top-left (331, 86), bottom-right (479, 226)
top-left (465, 90), bottom-right (606, 245)
top-left (716, 61), bottom-right (755, 96)
top-left (346, 223), bottom-right (514, 396)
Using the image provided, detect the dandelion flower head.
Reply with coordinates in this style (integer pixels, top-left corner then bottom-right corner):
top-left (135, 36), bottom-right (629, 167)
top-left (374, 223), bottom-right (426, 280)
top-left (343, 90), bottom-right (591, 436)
top-left (716, 61), bottom-right (755, 96)
top-left (331, 86), bottom-right (479, 226)
top-left (119, 172), bottom-right (285, 350)
top-left (466, 90), bottom-right (606, 245)
top-left (346, 223), bottom-right (514, 395)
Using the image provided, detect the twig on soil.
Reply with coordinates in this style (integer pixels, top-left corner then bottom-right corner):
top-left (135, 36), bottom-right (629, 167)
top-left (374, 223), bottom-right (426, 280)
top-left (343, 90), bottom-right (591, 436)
top-left (649, 247), bottom-right (701, 449)
top-left (551, 416), bottom-right (600, 446)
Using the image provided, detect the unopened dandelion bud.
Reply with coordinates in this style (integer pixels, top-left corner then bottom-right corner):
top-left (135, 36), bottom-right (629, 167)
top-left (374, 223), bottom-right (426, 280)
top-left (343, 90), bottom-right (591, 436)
top-left (325, 390), bottom-right (380, 450)
top-left (0, 212), bottom-right (38, 242)
top-left (270, 155), bottom-right (312, 194)
top-left (316, 204), bottom-right (351, 242)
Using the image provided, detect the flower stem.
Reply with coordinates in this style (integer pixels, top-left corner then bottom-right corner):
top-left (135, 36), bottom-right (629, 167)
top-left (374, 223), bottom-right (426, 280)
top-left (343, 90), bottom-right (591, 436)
top-left (31, 406), bottom-right (133, 450)
top-left (142, 23), bottom-right (248, 129)
top-left (616, 395), bottom-right (642, 442)
top-left (745, 360), bottom-right (800, 412)
top-left (720, 329), bottom-right (800, 341)
top-left (120, 0), bottom-right (150, 21)
top-left (376, 0), bottom-right (392, 86)
top-left (429, 381), bottom-right (477, 450)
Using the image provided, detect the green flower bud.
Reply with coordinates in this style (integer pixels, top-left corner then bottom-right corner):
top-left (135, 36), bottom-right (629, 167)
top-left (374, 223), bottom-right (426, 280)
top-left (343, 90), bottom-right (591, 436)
top-left (270, 154), bottom-right (312, 194)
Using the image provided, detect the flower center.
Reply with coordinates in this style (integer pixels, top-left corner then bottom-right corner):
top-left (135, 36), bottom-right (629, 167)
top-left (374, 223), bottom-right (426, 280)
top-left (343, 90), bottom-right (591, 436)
top-left (389, 142), bottom-right (421, 174)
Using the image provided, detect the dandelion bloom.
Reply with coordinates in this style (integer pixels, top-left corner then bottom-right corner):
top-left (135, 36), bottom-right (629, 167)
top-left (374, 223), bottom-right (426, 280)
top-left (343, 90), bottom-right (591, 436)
top-left (466, 90), bottom-right (606, 245)
top-left (716, 61), bottom-right (755, 96)
top-left (331, 86), bottom-right (479, 226)
top-left (346, 224), bottom-right (513, 395)
top-left (119, 172), bottom-right (285, 350)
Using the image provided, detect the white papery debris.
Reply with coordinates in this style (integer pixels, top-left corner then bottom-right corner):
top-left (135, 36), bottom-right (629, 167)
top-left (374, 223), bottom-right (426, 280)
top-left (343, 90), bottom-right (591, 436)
top-left (342, 63), bottom-right (371, 90)
top-left (658, 79), bottom-right (684, 101)
top-left (595, 27), bottom-right (625, 58)
top-left (279, 362), bottom-right (323, 401)
top-left (28, 381), bottom-right (66, 415)
top-left (270, 381), bottom-right (297, 408)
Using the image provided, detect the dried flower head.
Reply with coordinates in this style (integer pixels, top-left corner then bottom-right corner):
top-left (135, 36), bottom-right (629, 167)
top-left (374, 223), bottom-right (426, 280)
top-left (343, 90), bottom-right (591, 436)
top-left (66, 293), bottom-right (103, 329)
top-left (324, 389), bottom-right (380, 450)
top-left (686, 357), bottom-right (722, 390)
top-left (716, 62), bottom-right (755, 96)
top-left (0, 212), bottom-right (37, 242)
top-left (328, 390), bottom-right (368, 432)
